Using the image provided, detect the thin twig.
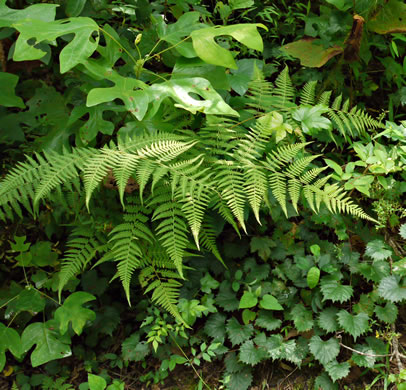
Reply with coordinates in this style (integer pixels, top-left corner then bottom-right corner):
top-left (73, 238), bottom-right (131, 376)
top-left (338, 339), bottom-right (391, 358)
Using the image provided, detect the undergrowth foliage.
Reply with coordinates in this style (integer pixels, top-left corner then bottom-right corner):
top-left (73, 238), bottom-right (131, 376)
top-left (1, 1), bottom-right (406, 389)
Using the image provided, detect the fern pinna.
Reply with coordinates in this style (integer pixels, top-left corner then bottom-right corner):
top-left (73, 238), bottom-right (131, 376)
top-left (0, 68), bottom-right (378, 319)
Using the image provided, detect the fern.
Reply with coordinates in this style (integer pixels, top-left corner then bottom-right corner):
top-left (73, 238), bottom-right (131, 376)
top-left (58, 226), bottom-right (107, 300)
top-left (139, 248), bottom-right (186, 326)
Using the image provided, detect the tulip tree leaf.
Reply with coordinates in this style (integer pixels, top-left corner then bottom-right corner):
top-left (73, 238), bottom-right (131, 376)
top-left (191, 24), bottom-right (266, 69)
top-left (54, 292), bottom-right (96, 335)
top-left (21, 320), bottom-right (72, 367)
top-left (13, 17), bottom-right (99, 73)
top-left (0, 322), bottom-right (23, 371)
top-left (0, 72), bottom-right (25, 108)
top-left (0, 0), bottom-right (57, 27)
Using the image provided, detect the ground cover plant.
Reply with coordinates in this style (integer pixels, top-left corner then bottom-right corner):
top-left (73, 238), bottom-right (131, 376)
top-left (0, 0), bottom-right (406, 389)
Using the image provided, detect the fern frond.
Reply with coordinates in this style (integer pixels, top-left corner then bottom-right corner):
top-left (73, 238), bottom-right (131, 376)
top-left (300, 80), bottom-right (317, 106)
top-left (109, 223), bottom-right (142, 305)
top-left (150, 186), bottom-right (190, 276)
top-left (215, 160), bottom-right (247, 232)
top-left (139, 262), bottom-right (186, 326)
top-left (273, 66), bottom-right (296, 110)
top-left (199, 216), bottom-right (224, 265)
top-left (58, 227), bottom-right (107, 299)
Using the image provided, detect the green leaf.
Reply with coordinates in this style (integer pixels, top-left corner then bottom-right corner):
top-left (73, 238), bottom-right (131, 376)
top-left (65, 0), bottom-right (86, 17)
top-left (239, 339), bottom-right (267, 366)
top-left (290, 303), bottom-right (313, 332)
top-left (21, 320), bottom-right (72, 367)
top-left (309, 336), bottom-right (340, 365)
top-left (250, 236), bottom-right (275, 261)
top-left (315, 372), bottom-right (338, 390)
top-left (0, 0), bottom-right (57, 27)
top-left (205, 313), bottom-right (227, 340)
top-left (337, 310), bottom-right (369, 340)
top-left (242, 309), bottom-right (256, 324)
top-left (226, 317), bottom-right (254, 346)
top-left (375, 302), bottom-right (398, 324)
top-left (320, 279), bottom-right (353, 303)
top-left (259, 294), bottom-right (283, 311)
top-left (399, 223), bottom-right (406, 239)
top-left (292, 105), bottom-right (332, 134)
top-left (30, 241), bottom-right (58, 267)
top-left (0, 72), bottom-right (25, 108)
top-left (0, 322), bottom-right (23, 371)
top-left (147, 77), bottom-right (239, 117)
top-left (190, 24), bottom-right (266, 69)
top-left (365, 240), bottom-right (392, 261)
top-left (6, 288), bottom-right (45, 317)
top-left (307, 267), bottom-right (320, 289)
top-left (357, 260), bottom-right (390, 283)
top-left (325, 360), bottom-right (350, 382)
top-left (157, 12), bottom-right (204, 57)
top-left (255, 310), bottom-right (282, 331)
top-left (54, 292), bottom-right (96, 335)
top-left (351, 344), bottom-right (376, 368)
top-left (378, 275), bottom-right (406, 302)
top-left (224, 366), bottom-right (252, 390)
top-left (13, 17), bottom-right (100, 73)
top-left (317, 307), bottom-right (338, 333)
top-left (10, 235), bottom-right (30, 252)
top-left (216, 281), bottom-right (240, 311)
top-left (88, 374), bottom-right (107, 390)
top-left (229, 0), bottom-right (254, 10)
top-left (239, 291), bottom-right (258, 309)
top-left (368, 0), bottom-right (406, 34)
top-left (393, 258), bottom-right (406, 276)
top-left (121, 333), bottom-right (140, 361)
top-left (200, 273), bottom-right (220, 294)
top-left (325, 0), bottom-right (352, 11)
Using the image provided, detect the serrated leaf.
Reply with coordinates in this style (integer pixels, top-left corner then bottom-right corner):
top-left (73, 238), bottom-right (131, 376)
top-left (325, 360), bottom-right (350, 382)
top-left (226, 317), bottom-right (254, 346)
top-left (393, 258), bottom-right (406, 276)
top-left (216, 281), bottom-right (239, 312)
top-left (337, 310), bottom-right (369, 340)
top-left (357, 260), bottom-right (390, 283)
top-left (21, 320), bottom-right (72, 367)
top-left (290, 303), bottom-right (313, 332)
top-left (378, 275), bottom-right (406, 303)
top-left (365, 239), bottom-right (392, 261)
top-left (255, 310), bottom-right (282, 331)
top-left (318, 307), bottom-right (339, 333)
top-left (351, 344), bottom-right (376, 368)
top-left (307, 266), bottom-right (320, 289)
top-left (250, 236), bottom-right (275, 261)
top-left (259, 294), bottom-right (283, 311)
top-left (375, 302), bottom-right (398, 324)
top-left (315, 372), bottom-right (338, 390)
top-left (239, 291), bottom-right (258, 309)
top-left (121, 333), bottom-right (140, 361)
top-left (224, 367), bottom-right (253, 390)
top-left (205, 313), bottom-right (227, 340)
top-left (309, 336), bottom-right (340, 365)
top-left (239, 339), bottom-right (267, 366)
top-left (400, 223), bottom-right (406, 239)
top-left (54, 292), bottom-right (96, 335)
top-left (320, 280), bottom-right (353, 303)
